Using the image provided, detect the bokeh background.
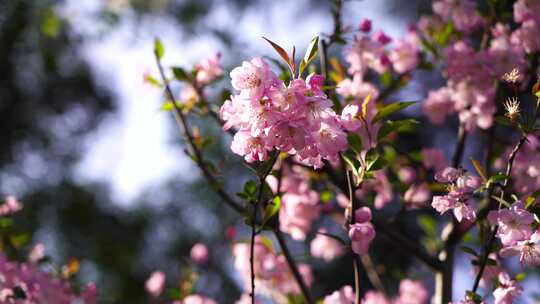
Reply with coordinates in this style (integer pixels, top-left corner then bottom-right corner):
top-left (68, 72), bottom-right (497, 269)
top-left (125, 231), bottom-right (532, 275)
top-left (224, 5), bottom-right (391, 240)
top-left (2, 0), bottom-right (539, 303)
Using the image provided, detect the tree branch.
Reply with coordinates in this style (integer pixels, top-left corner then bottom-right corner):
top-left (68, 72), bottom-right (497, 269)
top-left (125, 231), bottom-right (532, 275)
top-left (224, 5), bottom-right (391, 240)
top-left (154, 51), bottom-right (245, 214)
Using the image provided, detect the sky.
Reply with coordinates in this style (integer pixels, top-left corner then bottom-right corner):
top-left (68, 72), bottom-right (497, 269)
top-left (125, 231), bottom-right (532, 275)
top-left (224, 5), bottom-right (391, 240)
top-left (66, 0), bottom-right (402, 204)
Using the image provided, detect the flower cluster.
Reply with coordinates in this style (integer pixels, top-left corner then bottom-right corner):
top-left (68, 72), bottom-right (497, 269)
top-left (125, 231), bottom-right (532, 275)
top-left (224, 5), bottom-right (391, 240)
top-left (488, 202), bottom-right (540, 266)
top-left (431, 167), bottom-right (481, 222)
top-left (421, 0), bottom-right (540, 131)
top-left (323, 279), bottom-right (428, 304)
top-left (310, 229), bottom-right (345, 262)
top-left (0, 253), bottom-right (96, 304)
top-left (222, 58), bottom-right (347, 168)
top-left (348, 207), bottom-right (376, 255)
top-left (266, 167), bottom-right (321, 240)
top-left (232, 236), bottom-right (313, 300)
top-left (178, 53), bottom-right (223, 105)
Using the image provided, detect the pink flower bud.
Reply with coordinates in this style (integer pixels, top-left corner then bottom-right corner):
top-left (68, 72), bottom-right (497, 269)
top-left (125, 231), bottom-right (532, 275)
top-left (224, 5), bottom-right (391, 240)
top-left (145, 271), bottom-right (165, 297)
top-left (354, 207), bottom-right (372, 223)
top-left (190, 243), bottom-right (209, 264)
top-left (359, 19), bottom-right (372, 32)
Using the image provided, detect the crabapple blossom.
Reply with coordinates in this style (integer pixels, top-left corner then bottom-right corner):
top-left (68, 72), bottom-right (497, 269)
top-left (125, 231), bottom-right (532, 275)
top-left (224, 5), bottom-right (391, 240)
top-left (310, 229), bottom-right (345, 262)
top-left (348, 222), bottom-right (375, 255)
top-left (336, 75), bottom-right (379, 101)
top-left (195, 53), bottom-right (222, 85)
top-left (356, 171), bottom-right (393, 209)
top-left (232, 236), bottom-right (313, 297)
top-left (223, 58), bottom-right (348, 167)
top-left (492, 272), bottom-right (522, 304)
top-left (488, 202), bottom-right (534, 246)
top-left (389, 28), bottom-right (420, 74)
top-left (323, 285), bottom-right (355, 304)
top-left (182, 294), bottom-right (217, 304)
top-left (0, 196), bottom-right (22, 216)
top-left (0, 253), bottom-right (96, 304)
top-left (361, 291), bottom-right (391, 304)
top-left (359, 19), bottom-right (372, 32)
top-left (431, 167), bottom-right (480, 222)
top-left (432, 0), bottom-right (483, 33)
top-left (398, 166), bottom-right (417, 184)
top-left (500, 231), bottom-right (540, 266)
top-left (145, 271), bottom-right (166, 297)
top-left (190, 243), bottom-right (209, 264)
top-left (404, 183), bottom-right (430, 208)
top-left (395, 279), bottom-right (429, 304)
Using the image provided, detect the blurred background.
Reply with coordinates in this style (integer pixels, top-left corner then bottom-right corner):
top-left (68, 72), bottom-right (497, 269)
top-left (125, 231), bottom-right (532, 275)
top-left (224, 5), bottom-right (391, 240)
top-left (2, 0), bottom-right (538, 303)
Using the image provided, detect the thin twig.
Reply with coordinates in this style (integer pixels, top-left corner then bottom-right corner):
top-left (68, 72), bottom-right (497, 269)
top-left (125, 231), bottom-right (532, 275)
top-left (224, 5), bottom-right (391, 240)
top-left (471, 135), bottom-right (527, 293)
top-left (274, 230), bottom-right (315, 304)
top-left (154, 52), bottom-right (245, 214)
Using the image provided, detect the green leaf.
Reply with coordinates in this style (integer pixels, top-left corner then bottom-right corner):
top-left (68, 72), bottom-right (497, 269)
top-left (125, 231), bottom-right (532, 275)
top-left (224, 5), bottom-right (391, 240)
top-left (244, 180), bottom-right (257, 196)
top-left (380, 71), bottom-right (392, 88)
top-left (341, 152), bottom-right (361, 178)
top-left (0, 218), bottom-right (13, 229)
top-left (368, 156), bottom-right (388, 171)
top-left (172, 67), bottom-right (190, 82)
top-left (460, 246), bottom-right (478, 257)
top-left (299, 36), bottom-right (319, 75)
top-left (435, 22), bottom-right (454, 46)
top-left (347, 133), bottom-right (363, 154)
top-left (262, 37), bottom-right (293, 74)
top-left (525, 188), bottom-right (540, 209)
top-left (154, 37), bottom-right (165, 59)
top-left (515, 272), bottom-right (527, 282)
top-left (320, 190), bottom-right (333, 203)
top-left (261, 196), bottom-right (281, 228)
top-left (372, 101), bottom-right (416, 123)
top-left (377, 119), bottom-right (419, 141)
top-left (418, 215), bottom-right (437, 236)
top-left (145, 75), bottom-right (162, 87)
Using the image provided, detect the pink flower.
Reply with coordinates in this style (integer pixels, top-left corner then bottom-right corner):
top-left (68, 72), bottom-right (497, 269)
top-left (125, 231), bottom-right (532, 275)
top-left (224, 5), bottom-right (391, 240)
top-left (398, 166), bottom-right (417, 184)
top-left (355, 207), bottom-right (372, 223)
top-left (422, 148), bottom-right (449, 172)
top-left (513, 0), bottom-right (540, 23)
top-left (404, 183), bottom-right (430, 208)
top-left (361, 291), bottom-right (391, 304)
top-left (423, 87), bottom-right (455, 125)
top-left (323, 285), bottom-right (355, 304)
top-left (230, 57), bottom-right (277, 100)
top-left (183, 294), bottom-right (217, 304)
top-left (359, 19), bottom-right (372, 32)
top-left (389, 30), bottom-right (420, 74)
top-left (28, 243), bottom-right (46, 263)
top-left (179, 84), bottom-right (199, 103)
top-left (432, 0), bottom-right (483, 32)
top-left (356, 171), bottom-right (393, 209)
top-left (511, 20), bottom-right (540, 54)
top-left (432, 195), bottom-right (457, 214)
top-left (373, 30), bottom-right (392, 45)
top-left (344, 35), bottom-right (388, 75)
top-left (488, 202), bottom-right (534, 246)
top-left (493, 272), bottom-right (522, 304)
top-left (336, 75), bottom-right (379, 101)
top-left (349, 223), bottom-right (376, 254)
top-left (190, 243), bottom-right (209, 264)
top-left (500, 231), bottom-right (540, 266)
top-left (0, 196), bottom-right (23, 216)
top-left (195, 53), bottom-right (223, 85)
top-left (280, 190), bottom-right (321, 240)
top-left (310, 229), bottom-right (345, 262)
top-left (145, 271), bottom-right (166, 297)
top-left (395, 279), bottom-right (429, 304)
